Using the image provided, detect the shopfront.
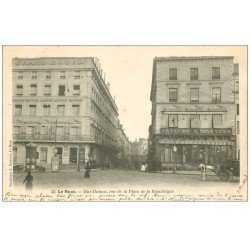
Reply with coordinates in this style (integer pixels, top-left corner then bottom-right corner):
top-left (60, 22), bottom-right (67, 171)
top-left (160, 141), bottom-right (234, 166)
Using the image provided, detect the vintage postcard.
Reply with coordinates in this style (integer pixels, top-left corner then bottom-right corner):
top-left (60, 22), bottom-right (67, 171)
top-left (2, 45), bottom-right (248, 201)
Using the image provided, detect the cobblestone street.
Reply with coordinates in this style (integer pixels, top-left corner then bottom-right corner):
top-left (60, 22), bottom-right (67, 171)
top-left (13, 169), bottom-right (240, 193)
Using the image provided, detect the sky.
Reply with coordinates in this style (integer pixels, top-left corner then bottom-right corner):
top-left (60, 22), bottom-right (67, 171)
top-left (5, 46), bottom-right (245, 141)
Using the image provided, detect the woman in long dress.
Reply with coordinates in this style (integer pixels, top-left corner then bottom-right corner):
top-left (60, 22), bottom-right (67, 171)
top-left (23, 170), bottom-right (33, 190)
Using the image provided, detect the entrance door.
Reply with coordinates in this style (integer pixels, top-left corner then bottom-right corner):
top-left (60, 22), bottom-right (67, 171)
top-left (56, 147), bottom-right (63, 164)
top-left (69, 148), bottom-right (78, 164)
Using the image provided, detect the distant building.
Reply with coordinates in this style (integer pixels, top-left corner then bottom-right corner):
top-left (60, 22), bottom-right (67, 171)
top-left (149, 56), bottom-right (237, 170)
top-left (130, 138), bottom-right (148, 167)
top-left (12, 57), bottom-right (126, 170)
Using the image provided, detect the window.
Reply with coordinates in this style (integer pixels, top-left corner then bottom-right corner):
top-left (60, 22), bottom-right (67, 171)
top-left (212, 67), bottom-right (220, 79)
top-left (43, 104), bottom-right (51, 116)
top-left (13, 147), bottom-right (17, 163)
top-left (44, 84), bottom-right (51, 96)
top-left (32, 71), bottom-right (37, 79)
top-left (237, 104), bottom-right (239, 116)
top-left (46, 71), bottom-right (51, 79)
top-left (57, 126), bottom-right (64, 135)
top-left (190, 115), bottom-right (200, 128)
top-left (59, 85), bottom-right (65, 96)
top-left (71, 126), bottom-right (79, 135)
top-left (190, 88), bottom-right (199, 102)
top-left (212, 114), bottom-right (222, 128)
top-left (60, 71), bottom-right (66, 79)
top-left (15, 105), bottom-right (22, 116)
top-left (169, 88), bottom-right (178, 102)
top-left (169, 68), bottom-right (177, 80)
top-left (74, 71), bottom-right (80, 79)
top-left (57, 105), bottom-right (65, 117)
top-left (40, 148), bottom-right (48, 163)
top-left (237, 121), bottom-right (240, 134)
top-left (212, 87), bottom-right (221, 102)
top-left (14, 126), bottom-right (21, 134)
top-left (41, 126), bottom-right (46, 135)
top-left (27, 126), bottom-right (35, 135)
top-left (190, 68), bottom-right (198, 80)
top-left (16, 85), bottom-right (23, 96)
top-left (30, 84), bottom-right (37, 96)
top-left (72, 104), bottom-right (80, 116)
top-left (73, 85), bottom-right (80, 95)
top-left (17, 71), bottom-right (23, 79)
top-left (168, 114), bottom-right (178, 128)
top-left (29, 105), bottom-right (36, 116)
top-left (234, 64), bottom-right (239, 75)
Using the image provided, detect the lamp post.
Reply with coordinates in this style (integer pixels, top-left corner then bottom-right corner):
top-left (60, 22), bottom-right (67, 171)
top-left (172, 118), bottom-right (177, 174)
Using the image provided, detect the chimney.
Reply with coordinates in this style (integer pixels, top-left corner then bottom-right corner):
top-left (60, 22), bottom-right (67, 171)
top-left (106, 82), bottom-right (110, 91)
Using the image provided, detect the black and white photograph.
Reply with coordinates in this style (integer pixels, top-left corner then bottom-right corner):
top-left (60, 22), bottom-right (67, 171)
top-left (2, 45), bottom-right (247, 201)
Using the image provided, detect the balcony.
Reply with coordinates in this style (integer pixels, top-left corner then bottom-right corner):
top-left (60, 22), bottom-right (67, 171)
top-left (13, 133), bottom-right (119, 148)
top-left (160, 127), bottom-right (232, 136)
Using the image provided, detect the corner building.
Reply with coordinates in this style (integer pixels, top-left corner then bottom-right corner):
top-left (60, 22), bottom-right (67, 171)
top-left (149, 57), bottom-right (237, 169)
top-left (13, 57), bottom-right (119, 170)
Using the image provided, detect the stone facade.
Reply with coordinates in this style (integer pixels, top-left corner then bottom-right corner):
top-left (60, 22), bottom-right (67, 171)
top-left (149, 56), bottom-right (237, 170)
top-left (12, 57), bottom-right (122, 171)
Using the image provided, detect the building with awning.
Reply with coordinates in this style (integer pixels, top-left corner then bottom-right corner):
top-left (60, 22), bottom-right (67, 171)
top-left (148, 56), bottom-right (238, 170)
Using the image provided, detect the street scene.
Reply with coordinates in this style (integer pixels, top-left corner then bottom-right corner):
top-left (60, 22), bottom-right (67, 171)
top-left (10, 48), bottom-right (243, 199)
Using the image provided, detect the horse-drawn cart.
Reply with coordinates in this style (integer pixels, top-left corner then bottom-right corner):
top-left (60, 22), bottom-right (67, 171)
top-left (200, 160), bottom-right (240, 181)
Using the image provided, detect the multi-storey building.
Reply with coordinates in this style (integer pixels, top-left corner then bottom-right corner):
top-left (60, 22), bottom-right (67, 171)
top-left (149, 56), bottom-right (237, 170)
top-left (12, 57), bottom-right (120, 170)
top-left (117, 122), bottom-right (132, 166)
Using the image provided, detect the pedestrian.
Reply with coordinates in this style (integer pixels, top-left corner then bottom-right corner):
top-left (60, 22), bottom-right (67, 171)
top-left (23, 170), bottom-right (33, 190)
top-left (84, 159), bottom-right (92, 178)
top-left (105, 160), bottom-right (110, 170)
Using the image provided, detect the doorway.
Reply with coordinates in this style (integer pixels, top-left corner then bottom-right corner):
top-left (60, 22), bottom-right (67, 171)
top-left (56, 147), bottom-right (63, 164)
top-left (69, 147), bottom-right (78, 164)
